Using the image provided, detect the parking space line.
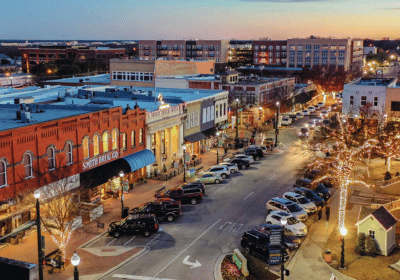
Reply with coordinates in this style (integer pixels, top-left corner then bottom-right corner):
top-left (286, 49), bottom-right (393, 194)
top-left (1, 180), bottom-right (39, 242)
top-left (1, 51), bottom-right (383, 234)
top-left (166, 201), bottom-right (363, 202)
top-left (106, 238), bottom-right (116, 246)
top-left (113, 274), bottom-right (176, 280)
top-left (243, 192), bottom-right (253, 200)
top-left (269, 175), bottom-right (276, 180)
top-left (146, 234), bottom-right (160, 245)
top-left (123, 236), bottom-right (136, 246)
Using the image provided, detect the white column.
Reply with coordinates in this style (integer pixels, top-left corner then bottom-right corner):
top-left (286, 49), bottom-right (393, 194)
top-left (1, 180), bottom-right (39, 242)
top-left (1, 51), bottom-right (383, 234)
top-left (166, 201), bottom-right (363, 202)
top-left (146, 131), bottom-right (152, 177)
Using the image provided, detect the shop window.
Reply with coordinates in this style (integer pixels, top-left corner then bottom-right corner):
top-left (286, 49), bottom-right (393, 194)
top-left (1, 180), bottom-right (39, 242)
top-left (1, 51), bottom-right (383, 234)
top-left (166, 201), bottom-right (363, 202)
top-left (122, 133), bottom-right (127, 150)
top-left (24, 154), bottom-right (33, 179)
top-left (139, 129), bottom-right (144, 145)
top-left (83, 137), bottom-right (90, 159)
top-left (103, 132), bottom-right (109, 153)
top-left (151, 134), bottom-right (156, 155)
top-left (161, 131), bottom-right (165, 154)
top-left (0, 161), bottom-right (6, 187)
top-left (112, 129), bottom-right (118, 150)
top-left (48, 147), bottom-right (56, 171)
top-left (211, 105), bottom-right (215, 120)
top-left (131, 131), bottom-right (136, 147)
top-left (66, 142), bottom-right (73, 164)
top-left (203, 108), bottom-right (206, 124)
top-left (93, 135), bottom-right (99, 156)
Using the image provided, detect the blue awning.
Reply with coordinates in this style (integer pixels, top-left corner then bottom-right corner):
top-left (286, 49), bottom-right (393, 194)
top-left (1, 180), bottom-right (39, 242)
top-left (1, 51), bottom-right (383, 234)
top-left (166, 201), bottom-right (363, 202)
top-left (121, 149), bottom-right (156, 172)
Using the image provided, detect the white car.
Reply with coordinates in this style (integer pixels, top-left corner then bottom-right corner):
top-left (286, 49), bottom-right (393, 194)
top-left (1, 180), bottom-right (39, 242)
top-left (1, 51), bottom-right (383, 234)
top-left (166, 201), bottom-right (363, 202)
top-left (307, 121), bottom-right (316, 129)
top-left (302, 109), bottom-right (309, 116)
top-left (218, 162), bottom-right (239, 174)
top-left (229, 153), bottom-right (254, 163)
top-left (308, 106), bottom-right (316, 113)
top-left (266, 210), bottom-right (308, 237)
top-left (281, 117), bottom-right (292, 126)
top-left (207, 165), bottom-right (230, 179)
top-left (283, 192), bottom-right (317, 214)
top-left (317, 102), bottom-right (325, 108)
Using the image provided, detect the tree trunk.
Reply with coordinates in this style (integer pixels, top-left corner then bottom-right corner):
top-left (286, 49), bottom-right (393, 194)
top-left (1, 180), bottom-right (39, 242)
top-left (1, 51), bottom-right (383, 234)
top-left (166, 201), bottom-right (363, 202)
top-left (388, 157), bottom-right (391, 172)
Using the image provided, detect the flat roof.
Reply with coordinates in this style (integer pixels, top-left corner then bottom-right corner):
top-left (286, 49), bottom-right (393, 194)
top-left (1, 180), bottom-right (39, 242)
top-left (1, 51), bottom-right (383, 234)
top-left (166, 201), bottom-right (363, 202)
top-left (353, 78), bottom-right (394, 86)
top-left (238, 66), bottom-right (303, 71)
top-left (45, 74), bottom-right (110, 84)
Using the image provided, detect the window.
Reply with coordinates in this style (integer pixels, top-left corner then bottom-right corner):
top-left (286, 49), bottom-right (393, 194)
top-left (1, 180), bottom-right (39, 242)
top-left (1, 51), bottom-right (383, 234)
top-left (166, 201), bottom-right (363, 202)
top-left (374, 97), bottom-right (378, 107)
top-left (103, 132), bottom-right (109, 153)
top-left (122, 133), bottom-right (127, 150)
top-left (313, 59), bottom-right (320, 65)
top-left (207, 107), bottom-right (211, 122)
top-left (191, 112), bottom-right (194, 127)
top-left (196, 110), bottom-right (200, 125)
top-left (83, 137), bottom-right (90, 159)
top-left (24, 154), bottom-right (33, 179)
top-left (66, 143), bottom-right (73, 165)
top-left (93, 135), bottom-right (99, 156)
top-left (131, 131), bottom-right (136, 147)
top-left (330, 45), bottom-right (337, 50)
top-left (350, 96), bottom-right (354, 105)
top-left (0, 161), bottom-right (6, 187)
top-left (186, 113), bottom-right (190, 128)
top-left (306, 45), bottom-right (311, 50)
top-left (361, 96), bottom-right (367, 106)
top-left (112, 129), bottom-right (118, 150)
top-left (391, 101), bottom-right (400, 111)
top-left (151, 134), bottom-right (156, 155)
top-left (254, 45), bottom-right (259, 50)
top-left (269, 52), bottom-right (273, 57)
top-left (139, 128), bottom-right (144, 144)
top-left (297, 45), bottom-right (303, 51)
top-left (220, 104), bottom-right (223, 117)
top-left (203, 108), bottom-right (206, 123)
top-left (289, 45), bottom-right (295, 51)
top-left (369, 230), bottom-right (375, 239)
top-left (268, 45), bottom-right (273, 51)
top-left (161, 131), bottom-right (165, 154)
top-left (211, 106), bottom-right (215, 120)
top-left (276, 45), bottom-right (280, 51)
top-left (224, 103), bottom-right (226, 115)
top-left (48, 147), bottom-right (55, 171)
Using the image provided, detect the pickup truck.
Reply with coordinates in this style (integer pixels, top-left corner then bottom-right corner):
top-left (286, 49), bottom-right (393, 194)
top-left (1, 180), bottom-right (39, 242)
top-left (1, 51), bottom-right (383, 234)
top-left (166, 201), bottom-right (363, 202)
top-left (155, 186), bottom-right (203, 205)
top-left (129, 199), bottom-right (181, 222)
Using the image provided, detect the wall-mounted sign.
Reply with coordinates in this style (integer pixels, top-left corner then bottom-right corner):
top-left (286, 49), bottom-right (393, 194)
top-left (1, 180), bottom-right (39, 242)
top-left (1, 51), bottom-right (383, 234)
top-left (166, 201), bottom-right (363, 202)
top-left (82, 151), bottom-right (119, 171)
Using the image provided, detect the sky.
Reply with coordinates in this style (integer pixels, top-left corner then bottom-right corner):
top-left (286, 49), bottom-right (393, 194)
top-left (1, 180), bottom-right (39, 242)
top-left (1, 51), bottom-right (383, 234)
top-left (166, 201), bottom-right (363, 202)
top-left (1, 0), bottom-right (400, 40)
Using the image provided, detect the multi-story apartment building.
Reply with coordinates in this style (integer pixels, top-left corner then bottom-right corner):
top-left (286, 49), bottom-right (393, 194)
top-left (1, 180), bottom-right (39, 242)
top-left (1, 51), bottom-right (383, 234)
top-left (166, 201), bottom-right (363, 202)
top-left (138, 40), bottom-right (229, 63)
top-left (350, 40), bottom-right (364, 75)
top-left (228, 40), bottom-right (253, 68)
top-left (20, 46), bottom-right (126, 73)
top-left (253, 40), bottom-right (287, 66)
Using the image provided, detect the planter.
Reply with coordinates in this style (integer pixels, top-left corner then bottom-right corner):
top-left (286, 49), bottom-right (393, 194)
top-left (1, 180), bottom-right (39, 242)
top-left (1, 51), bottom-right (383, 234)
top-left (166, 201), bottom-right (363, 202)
top-left (324, 249), bottom-right (332, 263)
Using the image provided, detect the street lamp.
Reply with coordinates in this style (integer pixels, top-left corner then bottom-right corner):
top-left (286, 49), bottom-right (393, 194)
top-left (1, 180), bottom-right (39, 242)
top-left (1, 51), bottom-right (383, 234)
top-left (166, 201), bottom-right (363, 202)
top-left (71, 251), bottom-right (81, 280)
top-left (119, 171), bottom-right (125, 217)
top-left (281, 216), bottom-right (287, 280)
top-left (339, 227), bottom-right (347, 270)
top-left (183, 146), bottom-right (187, 182)
top-left (216, 132), bottom-right (220, 164)
top-left (235, 98), bottom-right (240, 148)
top-left (258, 107), bottom-right (263, 125)
top-left (10, 77), bottom-right (13, 87)
top-left (34, 190), bottom-right (44, 280)
top-left (275, 101), bottom-right (280, 147)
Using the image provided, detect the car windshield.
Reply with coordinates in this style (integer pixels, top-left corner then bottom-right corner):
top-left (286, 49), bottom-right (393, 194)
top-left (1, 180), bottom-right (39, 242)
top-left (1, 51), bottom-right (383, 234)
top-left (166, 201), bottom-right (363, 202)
top-left (137, 203), bottom-right (147, 211)
top-left (287, 203), bottom-right (303, 212)
top-left (316, 184), bottom-right (326, 191)
top-left (287, 217), bottom-right (299, 225)
top-left (298, 197), bottom-right (309, 204)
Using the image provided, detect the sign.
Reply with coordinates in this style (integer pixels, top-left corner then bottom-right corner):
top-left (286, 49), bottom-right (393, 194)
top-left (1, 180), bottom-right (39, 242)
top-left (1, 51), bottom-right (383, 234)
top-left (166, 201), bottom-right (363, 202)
top-left (82, 151), bottom-right (119, 171)
top-left (233, 253), bottom-right (242, 270)
top-left (174, 161), bottom-right (179, 168)
top-left (122, 179), bottom-right (129, 194)
top-left (158, 227), bottom-right (163, 232)
top-left (268, 248), bottom-right (282, 265)
top-left (269, 229), bottom-right (282, 246)
top-left (185, 152), bottom-right (190, 162)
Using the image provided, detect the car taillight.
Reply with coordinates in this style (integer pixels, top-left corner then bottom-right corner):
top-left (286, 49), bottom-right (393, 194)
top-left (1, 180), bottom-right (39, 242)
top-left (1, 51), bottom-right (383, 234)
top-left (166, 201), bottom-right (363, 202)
top-left (155, 224), bottom-right (158, 230)
top-left (200, 192), bottom-right (203, 197)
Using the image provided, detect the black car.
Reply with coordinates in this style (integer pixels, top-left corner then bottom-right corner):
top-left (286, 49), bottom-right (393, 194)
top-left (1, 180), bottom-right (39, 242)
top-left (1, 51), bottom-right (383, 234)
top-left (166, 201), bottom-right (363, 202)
top-left (294, 179), bottom-right (331, 202)
top-left (241, 230), bottom-right (289, 263)
top-left (155, 186), bottom-right (204, 205)
top-left (129, 199), bottom-right (181, 222)
top-left (292, 186), bottom-right (325, 208)
top-left (313, 183), bottom-right (331, 201)
top-left (108, 214), bottom-right (159, 238)
top-left (180, 182), bottom-right (205, 194)
top-left (230, 158), bottom-right (251, 169)
top-left (293, 178), bottom-right (313, 188)
top-left (244, 148), bottom-right (264, 161)
top-left (258, 224), bottom-right (301, 250)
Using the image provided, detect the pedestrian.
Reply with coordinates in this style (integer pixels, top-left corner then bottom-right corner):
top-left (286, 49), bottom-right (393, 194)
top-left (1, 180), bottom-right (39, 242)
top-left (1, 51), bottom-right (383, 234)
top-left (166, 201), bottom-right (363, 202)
top-left (224, 147), bottom-right (228, 155)
top-left (318, 207), bottom-right (323, 220)
top-left (325, 204), bottom-right (331, 221)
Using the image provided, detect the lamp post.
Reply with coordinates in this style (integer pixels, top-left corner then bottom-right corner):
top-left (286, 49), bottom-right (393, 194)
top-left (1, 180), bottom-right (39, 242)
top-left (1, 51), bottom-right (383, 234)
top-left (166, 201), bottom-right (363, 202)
top-left (183, 146), bottom-right (187, 182)
top-left (34, 190), bottom-right (44, 280)
top-left (10, 76), bottom-right (13, 87)
top-left (258, 107), bottom-right (263, 125)
top-left (339, 227), bottom-right (347, 270)
top-left (235, 98), bottom-right (240, 148)
top-left (281, 216), bottom-right (287, 280)
top-left (216, 132), bottom-right (220, 164)
top-left (71, 251), bottom-right (81, 280)
top-left (275, 101), bottom-right (280, 147)
top-left (119, 171), bottom-right (125, 217)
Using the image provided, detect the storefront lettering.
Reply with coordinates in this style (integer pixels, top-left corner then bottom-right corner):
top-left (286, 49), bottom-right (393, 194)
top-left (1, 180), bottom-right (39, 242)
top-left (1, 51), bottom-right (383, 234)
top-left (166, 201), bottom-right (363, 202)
top-left (82, 151), bottom-right (119, 170)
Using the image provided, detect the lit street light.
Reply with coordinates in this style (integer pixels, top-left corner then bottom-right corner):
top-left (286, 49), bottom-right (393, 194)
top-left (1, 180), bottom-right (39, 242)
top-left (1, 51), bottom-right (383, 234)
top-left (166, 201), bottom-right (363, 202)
top-left (275, 101), bottom-right (280, 147)
top-left (34, 190), bottom-right (44, 280)
top-left (119, 171), bottom-right (125, 218)
top-left (339, 227), bottom-right (347, 270)
top-left (216, 132), bottom-right (220, 164)
top-left (71, 251), bottom-right (81, 280)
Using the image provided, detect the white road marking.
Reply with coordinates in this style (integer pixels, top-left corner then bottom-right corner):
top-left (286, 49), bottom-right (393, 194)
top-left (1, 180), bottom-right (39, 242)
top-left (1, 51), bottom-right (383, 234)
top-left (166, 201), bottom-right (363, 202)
top-left (182, 255), bottom-right (202, 269)
top-left (218, 222), bottom-right (227, 231)
top-left (233, 224), bottom-right (243, 232)
top-left (243, 192), bottom-right (253, 200)
top-left (269, 175), bottom-right (276, 180)
top-left (228, 223), bottom-right (237, 232)
top-left (153, 219), bottom-right (222, 277)
top-left (146, 234), bottom-right (160, 245)
top-left (123, 236), bottom-right (136, 246)
top-left (106, 238), bottom-right (116, 246)
top-left (113, 274), bottom-right (176, 280)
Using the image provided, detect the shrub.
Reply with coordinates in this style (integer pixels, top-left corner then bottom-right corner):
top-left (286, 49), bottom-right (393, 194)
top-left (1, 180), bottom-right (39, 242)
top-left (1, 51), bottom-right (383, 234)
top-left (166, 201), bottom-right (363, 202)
top-left (384, 171), bottom-right (392, 181)
top-left (365, 235), bottom-right (378, 256)
top-left (355, 233), bottom-right (366, 255)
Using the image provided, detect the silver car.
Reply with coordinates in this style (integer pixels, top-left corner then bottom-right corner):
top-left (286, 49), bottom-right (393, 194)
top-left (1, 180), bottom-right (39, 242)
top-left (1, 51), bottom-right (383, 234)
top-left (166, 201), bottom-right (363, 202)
top-left (283, 192), bottom-right (317, 214)
top-left (218, 162), bottom-right (239, 174)
top-left (207, 165), bottom-right (230, 179)
top-left (266, 197), bottom-right (308, 221)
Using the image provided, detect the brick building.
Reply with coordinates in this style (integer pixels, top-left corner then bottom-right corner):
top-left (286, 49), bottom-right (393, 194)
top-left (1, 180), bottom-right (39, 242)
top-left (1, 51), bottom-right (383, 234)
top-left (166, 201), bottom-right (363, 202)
top-left (253, 40), bottom-right (287, 66)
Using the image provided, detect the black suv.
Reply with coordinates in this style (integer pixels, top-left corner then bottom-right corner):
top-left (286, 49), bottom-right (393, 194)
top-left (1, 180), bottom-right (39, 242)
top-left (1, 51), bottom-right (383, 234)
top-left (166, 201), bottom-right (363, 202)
top-left (129, 199), bottom-right (181, 222)
top-left (180, 182), bottom-right (205, 194)
top-left (155, 186), bottom-right (203, 205)
top-left (293, 179), bottom-right (331, 201)
top-left (230, 158), bottom-right (250, 169)
top-left (292, 186), bottom-right (325, 208)
top-left (241, 230), bottom-right (289, 263)
top-left (108, 214), bottom-right (159, 238)
top-left (244, 148), bottom-right (264, 161)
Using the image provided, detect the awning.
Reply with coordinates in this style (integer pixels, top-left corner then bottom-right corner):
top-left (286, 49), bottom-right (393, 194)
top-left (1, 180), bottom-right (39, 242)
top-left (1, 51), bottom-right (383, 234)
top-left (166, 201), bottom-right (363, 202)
top-left (202, 127), bottom-right (217, 138)
top-left (184, 132), bottom-right (207, 143)
top-left (121, 149), bottom-right (156, 172)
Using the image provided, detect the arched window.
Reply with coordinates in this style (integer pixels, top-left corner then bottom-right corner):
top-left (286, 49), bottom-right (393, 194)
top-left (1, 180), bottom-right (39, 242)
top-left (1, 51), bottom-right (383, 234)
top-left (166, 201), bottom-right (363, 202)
top-left (66, 143), bottom-right (73, 165)
top-left (112, 129), bottom-right (118, 150)
top-left (139, 128), bottom-right (144, 144)
top-left (103, 132), bottom-right (109, 153)
top-left (24, 154), bottom-right (32, 179)
top-left (93, 135), bottom-right (99, 156)
top-left (0, 161), bottom-right (7, 187)
top-left (131, 131), bottom-right (136, 147)
top-left (48, 147), bottom-right (55, 171)
top-left (83, 137), bottom-right (90, 159)
top-left (122, 133), bottom-right (127, 150)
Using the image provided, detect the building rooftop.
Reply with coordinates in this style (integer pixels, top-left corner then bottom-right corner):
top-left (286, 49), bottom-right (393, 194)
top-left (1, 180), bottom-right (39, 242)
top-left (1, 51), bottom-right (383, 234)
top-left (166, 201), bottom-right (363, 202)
top-left (238, 66), bottom-right (303, 71)
top-left (353, 78), bottom-right (395, 87)
top-left (44, 74), bottom-right (110, 84)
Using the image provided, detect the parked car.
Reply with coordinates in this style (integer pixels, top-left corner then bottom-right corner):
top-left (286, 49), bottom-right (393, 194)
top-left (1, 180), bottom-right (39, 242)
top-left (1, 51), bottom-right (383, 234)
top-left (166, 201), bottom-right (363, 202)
top-left (294, 179), bottom-right (331, 201)
top-left (241, 230), bottom-right (289, 263)
top-left (258, 224), bottom-right (302, 250)
top-left (244, 147), bottom-right (264, 160)
top-left (207, 165), bottom-right (230, 179)
top-left (108, 214), bottom-right (159, 238)
top-left (292, 186), bottom-right (325, 209)
top-left (317, 102), bottom-right (325, 109)
top-left (302, 109), bottom-right (309, 116)
top-left (282, 192), bottom-right (317, 214)
top-left (266, 197), bottom-right (308, 221)
top-left (230, 158), bottom-right (251, 169)
top-left (308, 106), bottom-right (316, 113)
top-left (230, 154), bottom-right (254, 163)
top-left (265, 210), bottom-right (307, 237)
top-left (281, 117), bottom-right (292, 126)
top-left (296, 112), bottom-right (304, 119)
top-left (263, 138), bottom-right (275, 148)
top-left (196, 172), bottom-right (222, 184)
top-left (298, 127), bottom-right (310, 138)
top-left (314, 116), bottom-right (324, 123)
top-left (321, 110), bottom-right (329, 118)
top-left (307, 121), bottom-right (316, 129)
top-left (288, 114), bottom-right (299, 122)
top-left (130, 199), bottom-right (182, 221)
top-left (180, 181), bottom-right (205, 194)
top-left (219, 162), bottom-right (239, 174)
top-left (322, 119), bottom-right (331, 126)
top-left (155, 186), bottom-right (204, 205)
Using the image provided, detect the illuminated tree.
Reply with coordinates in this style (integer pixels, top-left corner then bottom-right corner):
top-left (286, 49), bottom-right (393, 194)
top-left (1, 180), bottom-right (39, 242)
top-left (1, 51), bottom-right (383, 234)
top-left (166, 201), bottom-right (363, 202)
top-left (374, 129), bottom-right (400, 172)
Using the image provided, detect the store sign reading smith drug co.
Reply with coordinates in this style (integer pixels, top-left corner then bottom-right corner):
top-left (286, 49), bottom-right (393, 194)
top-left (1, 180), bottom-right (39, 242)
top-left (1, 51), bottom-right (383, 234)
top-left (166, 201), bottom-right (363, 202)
top-left (82, 151), bottom-right (119, 170)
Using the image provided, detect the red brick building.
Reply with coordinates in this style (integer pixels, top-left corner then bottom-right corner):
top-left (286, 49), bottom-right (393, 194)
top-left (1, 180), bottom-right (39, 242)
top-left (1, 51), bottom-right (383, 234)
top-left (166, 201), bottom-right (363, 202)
top-left (253, 40), bottom-right (287, 66)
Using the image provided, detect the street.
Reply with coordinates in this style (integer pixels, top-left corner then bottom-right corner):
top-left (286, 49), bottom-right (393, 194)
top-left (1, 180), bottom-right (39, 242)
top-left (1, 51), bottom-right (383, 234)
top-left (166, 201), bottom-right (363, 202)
top-left (95, 117), bottom-right (316, 280)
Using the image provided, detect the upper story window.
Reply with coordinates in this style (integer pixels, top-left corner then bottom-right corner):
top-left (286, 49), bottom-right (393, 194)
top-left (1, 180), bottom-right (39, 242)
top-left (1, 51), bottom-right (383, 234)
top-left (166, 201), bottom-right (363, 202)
top-left (203, 108), bottom-right (206, 124)
top-left (268, 46), bottom-right (273, 51)
top-left (112, 129), bottom-right (118, 150)
top-left (103, 132), bottom-right (109, 153)
top-left (66, 142), bottom-right (73, 165)
top-left (122, 133), bottom-right (127, 150)
top-left (48, 147), bottom-right (56, 171)
top-left (93, 135), bottom-right (99, 156)
top-left (24, 154), bottom-right (33, 179)
top-left (0, 161), bottom-right (7, 187)
top-left (83, 137), bottom-right (90, 159)
top-left (131, 131), bottom-right (136, 147)
top-left (139, 129), bottom-right (144, 144)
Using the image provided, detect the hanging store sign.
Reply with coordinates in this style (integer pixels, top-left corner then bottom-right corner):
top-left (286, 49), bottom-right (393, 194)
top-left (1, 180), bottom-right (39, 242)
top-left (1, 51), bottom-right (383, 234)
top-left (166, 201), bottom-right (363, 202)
top-left (82, 151), bottom-right (119, 171)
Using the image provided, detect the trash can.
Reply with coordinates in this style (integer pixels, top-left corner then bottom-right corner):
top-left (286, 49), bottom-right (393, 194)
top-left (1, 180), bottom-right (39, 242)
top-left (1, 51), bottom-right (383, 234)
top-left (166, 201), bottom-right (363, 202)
top-left (122, 207), bottom-right (130, 218)
top-left (324, 249), bottom-right (332, 263)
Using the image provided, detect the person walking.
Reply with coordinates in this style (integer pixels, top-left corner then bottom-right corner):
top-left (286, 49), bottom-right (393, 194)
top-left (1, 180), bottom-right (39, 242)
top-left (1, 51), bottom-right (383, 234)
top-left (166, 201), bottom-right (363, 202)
top-left (318, 207), bottom-right (323, 220)
top-left (325, 204), bottom-right (331, 221)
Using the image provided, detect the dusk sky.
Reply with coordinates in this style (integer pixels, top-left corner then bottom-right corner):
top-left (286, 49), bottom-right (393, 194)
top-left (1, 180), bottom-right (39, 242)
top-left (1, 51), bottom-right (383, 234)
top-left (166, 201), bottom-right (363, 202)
top-left (1, 0), bottom-right (400, 40)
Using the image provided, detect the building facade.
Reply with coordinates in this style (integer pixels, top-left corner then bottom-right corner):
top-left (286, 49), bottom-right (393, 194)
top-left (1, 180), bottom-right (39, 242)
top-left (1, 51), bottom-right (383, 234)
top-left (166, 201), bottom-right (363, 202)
top-left (228, 40), bottom-right (253, 68)
top-left (253, 40), bottom-right (287, 66)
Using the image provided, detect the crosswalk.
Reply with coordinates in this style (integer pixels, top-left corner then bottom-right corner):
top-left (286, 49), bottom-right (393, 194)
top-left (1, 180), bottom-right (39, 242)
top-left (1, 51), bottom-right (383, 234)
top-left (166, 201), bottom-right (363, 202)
top-left (217, 221), bottom-right (243, 233)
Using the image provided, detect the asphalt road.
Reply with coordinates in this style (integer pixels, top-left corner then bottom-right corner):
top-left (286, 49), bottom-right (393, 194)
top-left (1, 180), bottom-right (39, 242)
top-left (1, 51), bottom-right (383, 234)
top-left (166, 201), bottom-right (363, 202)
top-left (100, 116), bottom-right (316, 280)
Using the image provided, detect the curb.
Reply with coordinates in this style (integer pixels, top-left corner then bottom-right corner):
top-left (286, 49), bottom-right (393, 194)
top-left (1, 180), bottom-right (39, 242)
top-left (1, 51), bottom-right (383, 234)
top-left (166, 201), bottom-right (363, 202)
top-left (96, 246), bottom-right (148, 280)
top-left (322, 261), bottom-right (357, 280)
top-left (79, 231), bottom-right (108, 249)
top-left (213, 254), bottom-right (229, 280)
